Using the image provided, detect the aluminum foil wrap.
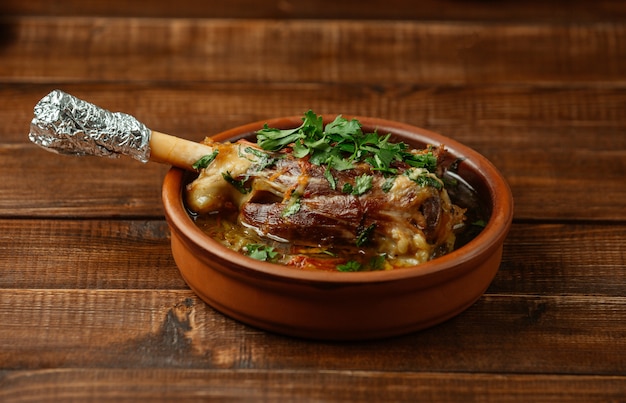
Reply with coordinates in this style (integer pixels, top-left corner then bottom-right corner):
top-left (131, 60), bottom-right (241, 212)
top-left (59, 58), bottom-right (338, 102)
top-left (29, 90), bottom-right (151, 162)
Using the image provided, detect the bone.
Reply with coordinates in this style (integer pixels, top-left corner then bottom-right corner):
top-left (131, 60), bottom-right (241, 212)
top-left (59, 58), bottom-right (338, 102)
top-left (28, 90), bottom-right (215, 171)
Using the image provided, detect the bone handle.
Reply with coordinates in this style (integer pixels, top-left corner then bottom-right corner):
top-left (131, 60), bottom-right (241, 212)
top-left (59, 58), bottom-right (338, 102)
top-left (149, 130), bottom-right (215, 170)
top-left (29, 90), bottom-right (215, 171)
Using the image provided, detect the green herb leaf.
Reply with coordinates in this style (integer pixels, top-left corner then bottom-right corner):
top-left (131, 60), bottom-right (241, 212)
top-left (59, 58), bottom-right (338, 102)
top-left (191, 150), bottom-right (219, 170)
top-left (381, 176), bottom-right (396, 193)
top-left (337, 260), bottom-right (362, 272)
top-left (244, 146), bottom-right (279, 172)
top-left (404, 152), bottom-right (438, 172)
top-left (405, 169), bottom-right (443, 190)
top-left (222, 171), bottom-right (250, 194)
top-left (369, 254), bottom-right (387, 270)
top-left (256, 111), bottom-right (442, 180)
top-left (245, 244), bottom-right (279, 262)
top-left (323, 166), bottom-right (336, 190)
top-left (353, 174), bottom-right (373, 195)
top-left (282, 193), bottom-right (301, 217)
top-left (256, 126), bottom-right (303, 151)
top-left (356, 223), bottom-right (376, 247)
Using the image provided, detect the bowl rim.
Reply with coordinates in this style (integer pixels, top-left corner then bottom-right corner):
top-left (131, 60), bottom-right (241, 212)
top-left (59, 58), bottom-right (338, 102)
top-left (162, 115), bottom-right (514, 285)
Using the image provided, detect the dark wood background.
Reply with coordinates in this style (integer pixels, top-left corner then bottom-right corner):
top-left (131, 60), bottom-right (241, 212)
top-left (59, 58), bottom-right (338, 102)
top-left (1, 1), bottom-right (625, 401)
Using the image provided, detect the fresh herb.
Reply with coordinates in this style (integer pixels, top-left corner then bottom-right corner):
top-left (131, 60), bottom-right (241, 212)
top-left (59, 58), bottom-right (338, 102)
top-left (256, 110), bottom-right (322, 152)
top-left (192, 150), bottom-right (219, 170)
top-left (222, 171), bottom-right (250, 194)
top-left (341, 175), bottom-right (373, 196)
top-left (369, 254), bottom-right (387, 270)
top-left (405, 168), bottom-right (443, 190)
top-left (381, 176), bottom-right (396, 193)
top-left (353, 174), bottom-right (373, 195)
top-left (323, 166), bottom-right (337, 190)
top-left (244, 146), bottom-right (280, 171)
top-left (256, 111), bottom-right (440, 181)
top-left (245, 244), bottom-right (279, 262)
top-left (404, 152), bottom-right (438, 172)
top-left (282, 193), bottom-right (302, 217)
top-left (337, 260), bottom-right (362, 272)
top-left (356, 223), bottom-right (376, 247)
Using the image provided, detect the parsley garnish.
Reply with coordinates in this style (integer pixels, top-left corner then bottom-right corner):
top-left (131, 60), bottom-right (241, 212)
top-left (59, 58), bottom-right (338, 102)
top-left (353, 174), bottom-right (373, 195)
top-left (337, 260), bottom-right (362, 272)
top-left (243, 146), bottom-right (280, 171)
top-left (381, 176), bottom-right (396, 193)
top-left (222, 171), bottom-right (250, 194)
top-left (245, 244), bottom-right (279, 262)
top-left (192, 150), bottom-right (219, 170)
top-left (282, 193), bottom-right (302, 217)
top-left (405, 168), bottom-right (443, 190)
top-left (255, 111), bottom-right (440, 182)
top-left (369, 254), bottom-right (387, 270)
top-left (356, 223), bottom-right (376, 247)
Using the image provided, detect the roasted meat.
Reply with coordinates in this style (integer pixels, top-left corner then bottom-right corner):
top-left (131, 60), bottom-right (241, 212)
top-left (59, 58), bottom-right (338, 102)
top-left (186, 137), bottom-right (465, 269)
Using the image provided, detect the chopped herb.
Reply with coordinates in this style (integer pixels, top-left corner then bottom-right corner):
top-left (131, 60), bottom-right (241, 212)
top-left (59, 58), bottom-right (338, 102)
top-left (404, 152), bottom-right (438, 172)
top-left (244, 146), bottom-right (279, 171)
top-left (222, 171), bottom-right (250, 194)
top-left (405, 168), bottom-right (443, 190)
top-left (245, 244), bottom-right (279, 262)
top-left (282, 193), bottom-right (301, 217)
top-left (337, 260), bottom-right (362, 272)
top-left (369, 254), bottom-right (387, 270)
top-left (340, 175), bottom-right (373, 196)
top-left (323, 166), bottom-right (337, 190)
top-left (356, 223), bottom-right (376, 247)
top-left (353, 174), bottom-right (373, 195)
top-left (255, 111), bottom-right (437, 175)
top-left (191, 150), bottom-right (219, 170)
top-left (381, 176), bottom-right (396, 193)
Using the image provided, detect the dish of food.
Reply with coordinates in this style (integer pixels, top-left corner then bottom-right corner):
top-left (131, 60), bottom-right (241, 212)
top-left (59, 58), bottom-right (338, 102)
top-left (162, 115), bottom-right (513, 339)
top-left (28, 91), bottom-right (513, 339)
top-left (185, 111), bottom-right (482, 272)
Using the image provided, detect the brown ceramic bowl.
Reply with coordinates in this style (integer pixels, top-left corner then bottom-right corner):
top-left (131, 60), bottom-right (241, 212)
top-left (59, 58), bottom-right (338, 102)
top-left (162, 116), bottom-right (513, 340)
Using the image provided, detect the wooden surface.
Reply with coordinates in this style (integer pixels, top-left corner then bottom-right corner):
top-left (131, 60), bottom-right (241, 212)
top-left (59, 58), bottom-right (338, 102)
top-left (1, 1), bottom-right (625, 401)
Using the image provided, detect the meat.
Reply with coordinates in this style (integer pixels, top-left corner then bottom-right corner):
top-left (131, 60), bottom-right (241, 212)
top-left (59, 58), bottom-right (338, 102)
top-left (186, 137), bottom-right (465, 268)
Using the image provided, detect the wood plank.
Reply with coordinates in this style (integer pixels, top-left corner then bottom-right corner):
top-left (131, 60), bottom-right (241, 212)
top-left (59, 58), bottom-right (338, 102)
top-left (1, 18), bottom-right (625, 85)
top-left (5, 84), bottom-right (626, 147)
top-left (0, 290), bottom-right (624, 375)
top-left (3, 220), bottom-right (625, 298)
top-left (494, 224), bottom-right (626, 297)
top-left (2, 0), bottom-right (626, 22)
top-left (0, 219), bottom-right (186, 289)
top-left (1, 369), bottom-right (624, 402)
top-left (0, 147), bottom-right (168, 217)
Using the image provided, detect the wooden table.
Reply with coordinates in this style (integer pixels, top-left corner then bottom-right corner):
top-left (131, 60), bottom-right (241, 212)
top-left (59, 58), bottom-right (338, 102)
top-left (1, 1), bottom-right (625, 401)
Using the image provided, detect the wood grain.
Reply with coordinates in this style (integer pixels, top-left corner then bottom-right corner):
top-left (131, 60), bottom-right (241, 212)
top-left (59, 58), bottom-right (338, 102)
top-left (2, 0), bottom-right (626, 21)
top-left (1, 369), bottom-right (625, 402)
top-left (0, 289), bottom-right (624, 375)
top-left (0, 219), bottom-right (184, 289)
top-left (1, 18), bottom-right (625, 85)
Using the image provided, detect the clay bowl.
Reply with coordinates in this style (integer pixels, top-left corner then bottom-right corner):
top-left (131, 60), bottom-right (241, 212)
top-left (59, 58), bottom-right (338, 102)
top-left (162, 116), bottom-right (513, 340)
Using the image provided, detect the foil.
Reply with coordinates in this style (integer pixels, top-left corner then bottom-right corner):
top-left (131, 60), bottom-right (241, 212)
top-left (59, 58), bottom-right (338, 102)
top-left (28, 90), bottom-right (151, 162)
